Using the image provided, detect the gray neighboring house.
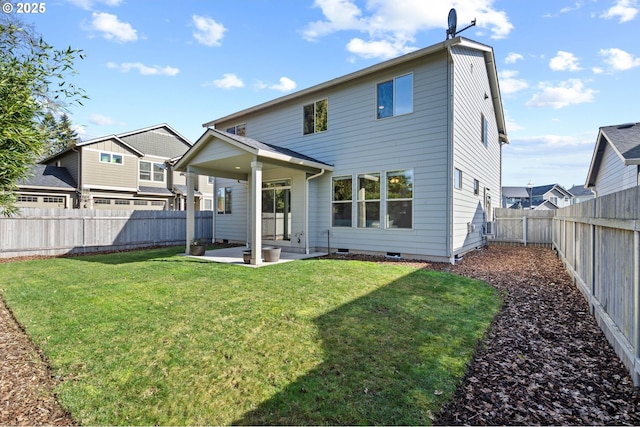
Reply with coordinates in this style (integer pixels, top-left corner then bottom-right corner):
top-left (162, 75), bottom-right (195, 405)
top-left (177, 36), bottom-right (509, 264)
top-left (17, 124), bottom-right (215, 210)
top-left (568, 185), bottom-right (595, 204)
top-left (502, 186), bottom-right (531, 209)
top-left (585, 122), bottom-right (640, 197)
top-left (502, 184), bottom-right (573, 210)
top-left (16, 164), bottom-right (77, 208)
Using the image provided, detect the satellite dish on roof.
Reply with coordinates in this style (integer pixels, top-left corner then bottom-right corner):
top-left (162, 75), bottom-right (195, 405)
top-left (446, 7), bottom-right (476, 40)
top-left (447, 8), bottom-right (457, 39)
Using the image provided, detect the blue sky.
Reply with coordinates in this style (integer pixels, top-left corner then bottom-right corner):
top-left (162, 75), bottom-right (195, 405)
top-left (13, 0), bottom-right (640, 189)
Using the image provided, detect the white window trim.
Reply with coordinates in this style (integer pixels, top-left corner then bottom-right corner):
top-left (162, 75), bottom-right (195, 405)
top-left (331, 175), bottom-right (354, 228)
top-left (375, 72), bottom-right (414, 120)
top-left (99, 152), bottom-right (123, 165)
top-left (139, 160), bottom-right (166, 183)
top-left (385, 168), bottom-right (414, 230)
top-left (303, 98), bottom-right (328, 136)
top-left (356, 172), bottom-right (381, 229)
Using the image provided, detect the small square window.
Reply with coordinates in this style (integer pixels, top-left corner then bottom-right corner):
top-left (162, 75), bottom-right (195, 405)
top-left (473, 179), bottom-right (479, 195)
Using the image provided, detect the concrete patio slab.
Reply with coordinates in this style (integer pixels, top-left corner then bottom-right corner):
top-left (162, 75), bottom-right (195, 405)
top-left (182, 246), bottom-right (326, 267)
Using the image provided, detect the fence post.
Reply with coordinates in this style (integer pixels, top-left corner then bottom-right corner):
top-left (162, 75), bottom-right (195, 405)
top-left (634, 228), bottom-right (640, 385)
top-left (523, 216), bottom-right (527, 246)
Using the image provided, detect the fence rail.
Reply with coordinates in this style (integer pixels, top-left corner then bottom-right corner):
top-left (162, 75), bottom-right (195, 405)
top-left (0, 208), bottom-right (213, 258)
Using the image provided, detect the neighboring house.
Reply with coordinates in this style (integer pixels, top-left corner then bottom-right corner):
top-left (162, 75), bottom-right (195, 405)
top-left (16, 124), bottom-right (215, 211)
top-left (568, 185), bottom-right (595, 204)
top-left (177, 36), bottom-right (509, 264)
top-left (502, 186), bottom-right (531, 209)
top-left (585, 122), bottom-right (640, 197)
top-left (502, 184), bottom-right (573, 210)
top-left (15, 164), bottom-right (77, 209)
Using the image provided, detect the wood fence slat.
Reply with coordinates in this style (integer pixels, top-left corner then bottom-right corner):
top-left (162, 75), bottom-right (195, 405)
top-left (0, 208), bottom-right (213, 258)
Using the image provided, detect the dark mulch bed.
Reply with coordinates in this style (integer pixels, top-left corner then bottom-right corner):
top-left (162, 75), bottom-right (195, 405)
top-left (327, 245), bottom-right (640, 425)
top-left (1, 245), bottom-right (639, 425)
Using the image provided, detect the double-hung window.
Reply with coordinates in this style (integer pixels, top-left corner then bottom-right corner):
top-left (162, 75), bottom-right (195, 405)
top-left (377, 73), bottom-right (413, 119)
top-left (303, 98), bottom-right (328, 135)
top-left (357, 173), bottom-right (380, 228)
top-left (386, 170), bottom-right (413, 229)
top-left (139, 161), bottom-right (165, 182)
top-left (217, 187), bottom-right (232, 214)
top-left (332, 176), bottom-right (352, 227)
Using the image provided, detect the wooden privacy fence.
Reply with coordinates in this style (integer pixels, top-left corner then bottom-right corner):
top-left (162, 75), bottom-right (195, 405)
top-left (492, 208), bottom-right (554, 245)
top-left (553, 187), bottom-right (640, 385)
top-left (0, 208), bottom-right (213, 259)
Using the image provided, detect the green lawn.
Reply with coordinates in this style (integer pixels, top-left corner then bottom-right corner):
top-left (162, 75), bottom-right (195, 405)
top-left (0, 246), bottom-right (500, 425)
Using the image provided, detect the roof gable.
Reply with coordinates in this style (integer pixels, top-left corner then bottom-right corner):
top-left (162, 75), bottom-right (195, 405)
top-left (586, 122), bottom-right (640, 187)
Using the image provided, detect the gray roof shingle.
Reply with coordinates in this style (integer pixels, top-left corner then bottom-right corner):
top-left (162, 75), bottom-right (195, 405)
top-left (17, 165), bottom-right (76, 189)
top-left (601, 122), bottom-right (640, 160)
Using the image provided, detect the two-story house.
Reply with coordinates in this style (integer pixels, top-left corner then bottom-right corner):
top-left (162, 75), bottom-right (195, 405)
top-left (585, 122), bottom-right (640, 197)
top-left (177, 36), bottom-right (508, 264)
top-left (17, 124), bottom-right (215, 210)
top-left (502, 184), bottom-right (573, 209)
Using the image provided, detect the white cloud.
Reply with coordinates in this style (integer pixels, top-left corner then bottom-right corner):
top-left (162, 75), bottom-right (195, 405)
top-left (499, 70), bottom-right (528, 94)
top-left (107, 62), bottom-right (180, 76)
top-left (207, 73), bottom-right (245, 89)
top-left (269, 77), bottom-right (297, 92)
top-left (66, 0), bottom-right (122, 10)
top-left (549, 51), bottom-right (582, 71)
top-left (346, 38), bottom-right (416, 59)
top-left (599, 47), bottom-right (640, 71)
top-left (89, 114), bottom-right (117, 126)
top-left (255, 77), bottom-right (297, 92)
top-left (89, 12), bottom-right (137, 43)
top-left (505, 52), bottom-right (523, 64)
top-left (192, 15), bottom-right (226, 47)
top-left (525, 79), bottom-right (596, 109)
top-left (303, 0), bottom-right (513, 59)
top-left (600, 0), bottom-right (638, 22)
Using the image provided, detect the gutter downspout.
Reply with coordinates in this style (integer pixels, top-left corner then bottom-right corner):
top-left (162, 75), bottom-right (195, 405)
top-left (446, 46), bottom-right (455, 264)
top-left (305, 169), bottom-right (325, 255)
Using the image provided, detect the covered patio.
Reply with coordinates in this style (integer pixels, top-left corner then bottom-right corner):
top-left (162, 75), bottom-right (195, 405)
top-left (175, 128), bottom-right (333, 266)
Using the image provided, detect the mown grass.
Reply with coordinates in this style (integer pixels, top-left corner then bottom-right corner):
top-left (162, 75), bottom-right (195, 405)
top-left (0, 246), bottom-right (500, 425)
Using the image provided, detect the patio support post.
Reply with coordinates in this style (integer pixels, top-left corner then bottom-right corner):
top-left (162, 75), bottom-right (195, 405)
top-left (250, 160), bottom-right (263, 265)
top-left (186, 169), bottom-right (196, 254)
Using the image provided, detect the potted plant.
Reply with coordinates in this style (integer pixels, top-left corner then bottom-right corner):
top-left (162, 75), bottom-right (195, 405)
top-left (190, 239), bottom-right (208, 256)
top-left (242, 250), bottom-right (252, 264)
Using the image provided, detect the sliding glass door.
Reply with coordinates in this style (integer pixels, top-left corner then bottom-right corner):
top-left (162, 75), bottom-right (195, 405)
top-left (262, 179), bottom-right (291, 241)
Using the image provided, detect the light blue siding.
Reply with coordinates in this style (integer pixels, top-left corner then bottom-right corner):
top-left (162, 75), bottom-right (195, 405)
top-left (217, 51), bottom-right (452, 259)
top-left (450, 46), bottom-right (502, 255)
top-left (594, 142), bottom-right (637, 196)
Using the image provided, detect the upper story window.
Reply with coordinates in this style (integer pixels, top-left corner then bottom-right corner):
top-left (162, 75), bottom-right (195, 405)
top-left (100, 152), bottom-right (123, 165)
top-left (303, 98), bottom-right (328, 135)
top-left (454, 168), bottom-right (462, 190)
top-left (481, 113), bottom-right (489, 146)
top-left (377, 73), bottom-right (413, 119)
top-left (140, 161), bottom-right (165, 182)
top-left (226, 123), bottom-right (246, 136)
